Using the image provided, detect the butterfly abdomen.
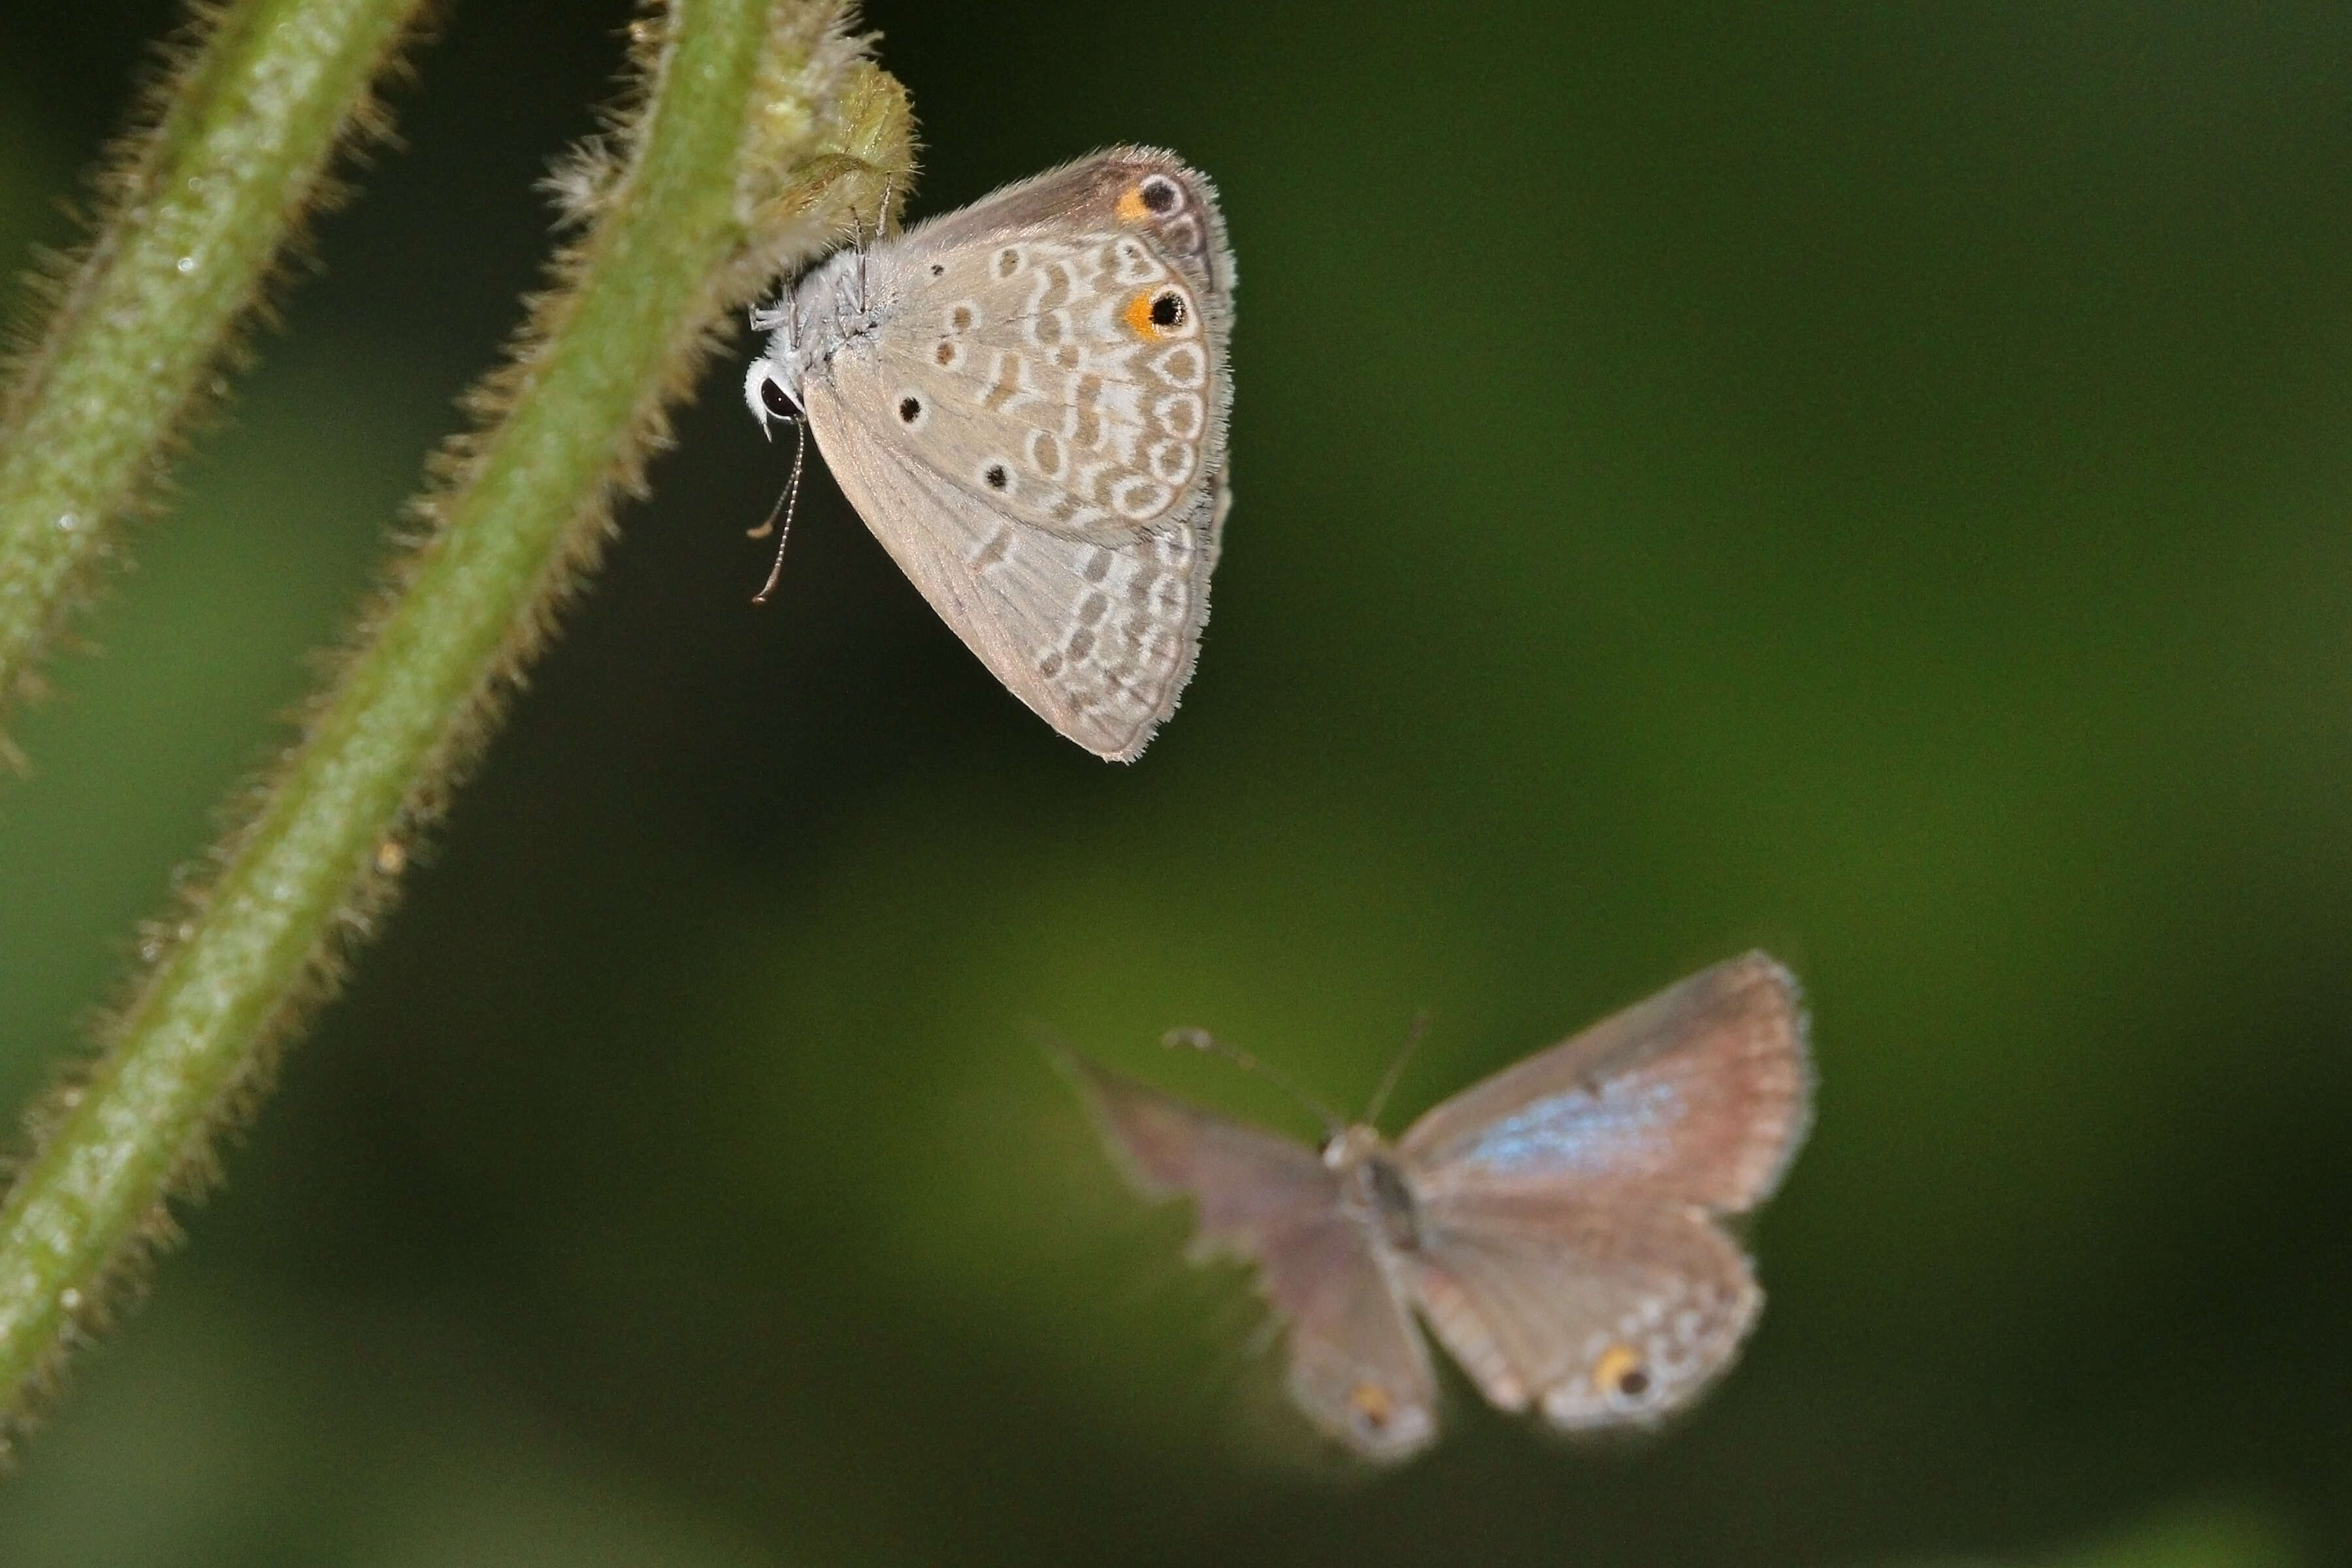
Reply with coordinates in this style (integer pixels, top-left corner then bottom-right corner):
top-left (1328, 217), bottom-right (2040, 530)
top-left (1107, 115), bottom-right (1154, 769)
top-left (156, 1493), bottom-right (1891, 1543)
top-left (1364, 1154), bottom-right (1423, 1252)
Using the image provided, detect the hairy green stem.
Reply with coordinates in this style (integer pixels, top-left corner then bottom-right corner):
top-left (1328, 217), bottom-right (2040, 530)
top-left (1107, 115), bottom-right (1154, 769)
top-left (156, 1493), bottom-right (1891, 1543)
top-left (0, 0), bottom-right (911, 1453)
top-left (0, 0), bottom-right (427, 747)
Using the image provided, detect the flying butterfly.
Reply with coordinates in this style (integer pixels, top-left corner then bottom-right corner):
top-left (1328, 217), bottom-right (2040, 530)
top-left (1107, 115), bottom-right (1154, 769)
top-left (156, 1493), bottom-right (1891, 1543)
top-left (1065, 953), bottom-right (1814, 1461)
top-left (744, 148), bottom-right (1233, 762)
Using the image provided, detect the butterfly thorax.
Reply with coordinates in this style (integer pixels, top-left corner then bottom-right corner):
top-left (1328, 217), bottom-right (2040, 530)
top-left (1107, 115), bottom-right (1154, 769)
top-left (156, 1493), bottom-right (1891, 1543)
top-left (743, 247), bottom-right (903, 422)
top-left (1324, 1126), bottom-right (1423, 1253)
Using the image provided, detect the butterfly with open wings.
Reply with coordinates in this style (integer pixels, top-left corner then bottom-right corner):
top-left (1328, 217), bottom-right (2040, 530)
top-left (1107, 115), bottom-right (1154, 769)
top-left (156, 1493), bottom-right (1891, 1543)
top-left (1066, 952), bottom-right (1813, 1462)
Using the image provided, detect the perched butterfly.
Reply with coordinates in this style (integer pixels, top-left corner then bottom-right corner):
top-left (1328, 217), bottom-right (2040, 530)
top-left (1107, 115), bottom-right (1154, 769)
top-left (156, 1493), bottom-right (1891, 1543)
top-left (744, 148), bottom-right (1234, 762)
top-left (1066, 953), bottom-right (1813, 1461)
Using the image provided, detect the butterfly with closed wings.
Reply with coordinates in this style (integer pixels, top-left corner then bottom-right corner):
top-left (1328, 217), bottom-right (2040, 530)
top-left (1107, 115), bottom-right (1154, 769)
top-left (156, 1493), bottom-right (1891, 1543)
top-left (745, 148), bottom-right (1233, 762)
top-left (1066, 952), bottom-right (1814, 1462)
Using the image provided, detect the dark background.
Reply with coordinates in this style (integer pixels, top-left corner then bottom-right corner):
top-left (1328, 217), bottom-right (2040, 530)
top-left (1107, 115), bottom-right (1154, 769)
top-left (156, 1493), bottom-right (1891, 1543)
top-left (2, 2), bottom-right (2349, 1563)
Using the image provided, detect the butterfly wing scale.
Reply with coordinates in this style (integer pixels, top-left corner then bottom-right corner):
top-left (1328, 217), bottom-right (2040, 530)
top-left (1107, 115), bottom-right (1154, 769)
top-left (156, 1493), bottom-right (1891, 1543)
top-left (1065, 1056), bottom-right (1439, 1461)
top-left (1395, 952), bottom-right (1811, 1429)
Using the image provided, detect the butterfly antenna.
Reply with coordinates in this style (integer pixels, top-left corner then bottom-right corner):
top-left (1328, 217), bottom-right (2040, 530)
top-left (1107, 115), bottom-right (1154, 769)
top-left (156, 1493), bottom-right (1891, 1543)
top-left (749, 414), bottom-right (807, 602)
top-left (1162, 1027), bottom-right (1347, 1137)
top-left (1361, 1009), bottom-right (1431, 1129)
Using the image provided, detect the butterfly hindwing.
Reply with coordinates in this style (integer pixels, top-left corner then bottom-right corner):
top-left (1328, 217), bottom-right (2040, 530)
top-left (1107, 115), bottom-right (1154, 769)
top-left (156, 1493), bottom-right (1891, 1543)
top-left (805, 380), bottom-right (1219, 761)
top-left (1406, 1188), bottom-right (1761, 1429)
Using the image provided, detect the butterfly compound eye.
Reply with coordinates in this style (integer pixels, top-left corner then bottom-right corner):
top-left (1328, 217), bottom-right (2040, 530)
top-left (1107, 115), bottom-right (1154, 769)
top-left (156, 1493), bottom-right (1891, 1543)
top-left (759, 378), bottom-right (792, 419)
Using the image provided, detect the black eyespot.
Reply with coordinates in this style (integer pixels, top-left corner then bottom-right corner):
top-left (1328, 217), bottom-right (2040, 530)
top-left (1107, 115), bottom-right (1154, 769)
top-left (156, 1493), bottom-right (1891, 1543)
top-left (898, 396), bottom-right (921, 423)
top-left (1149, 291), bottom-right (1184, 329)
top-left (1139, 176), bottom-right (1180, 213)
top-left (1616, 1367), bottom-right (1651, 1399)
top-left (759, 380), bottom-right (792, 419)
top-left (984, 465), bottom-right (1008, 491)
top-left (929, 262), bottom-right (945, 276)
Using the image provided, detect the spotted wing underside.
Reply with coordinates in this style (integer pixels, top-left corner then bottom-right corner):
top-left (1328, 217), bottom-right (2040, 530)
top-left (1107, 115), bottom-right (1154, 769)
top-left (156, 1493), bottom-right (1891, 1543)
top-left (854, 148), bottom-right (1231, 550)
top-left (806, 382), bottom-right (1222, 760)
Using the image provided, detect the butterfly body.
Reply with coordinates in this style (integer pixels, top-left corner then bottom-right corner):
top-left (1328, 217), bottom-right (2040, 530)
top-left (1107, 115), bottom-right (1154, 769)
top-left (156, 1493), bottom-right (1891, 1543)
top-left (745, 148), bottom-right (1233, 762)
top-left (1070, 953), bottom-right (1812, 1462)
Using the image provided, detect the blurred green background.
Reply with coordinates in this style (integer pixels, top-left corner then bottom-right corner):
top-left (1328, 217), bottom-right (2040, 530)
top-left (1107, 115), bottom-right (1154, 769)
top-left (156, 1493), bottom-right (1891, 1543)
top-left (3, 1), bottom-right (2350, 1563)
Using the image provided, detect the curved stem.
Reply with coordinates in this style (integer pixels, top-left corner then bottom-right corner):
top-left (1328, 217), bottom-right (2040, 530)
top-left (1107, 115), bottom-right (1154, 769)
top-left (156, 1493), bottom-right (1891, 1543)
top-left (0, 0), bottom-right (911, 1455)
top-left (0, 0), bottom-right (427, 749)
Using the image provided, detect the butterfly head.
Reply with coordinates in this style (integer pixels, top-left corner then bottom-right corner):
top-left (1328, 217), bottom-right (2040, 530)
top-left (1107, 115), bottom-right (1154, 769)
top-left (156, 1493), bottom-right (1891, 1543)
top-left (1318, 1122), bottom-right (1383, 1171)
top-left (742, 351), bottom-right (803, 437)
top-left (743, 247), bottom-right (875, 434)
top-left (742, 291), bottom-right (809, 435)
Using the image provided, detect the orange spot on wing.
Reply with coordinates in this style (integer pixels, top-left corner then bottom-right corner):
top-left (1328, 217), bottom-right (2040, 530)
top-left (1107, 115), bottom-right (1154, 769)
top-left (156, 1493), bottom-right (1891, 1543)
top-left (1115, 186), bottom-right (1151, 223)
top-left (1592, 1343), bottom-right (1647, 1397)
top-left (1123, 291), bottom-right (1162, 338)
top-left (1349, 1382), bottom-right (1396, 1431)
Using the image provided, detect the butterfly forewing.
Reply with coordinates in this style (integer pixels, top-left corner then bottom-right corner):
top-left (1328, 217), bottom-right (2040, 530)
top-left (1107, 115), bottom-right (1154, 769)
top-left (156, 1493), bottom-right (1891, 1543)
top-left (1066, 1057), bottom-right (1439, 1462)
top-left (906, 149), bottom-right (1233, 301)
top-left (1399, 951), bottom-right (1811, 1212)
top-left (883, 227), bottom-right (1221, 537)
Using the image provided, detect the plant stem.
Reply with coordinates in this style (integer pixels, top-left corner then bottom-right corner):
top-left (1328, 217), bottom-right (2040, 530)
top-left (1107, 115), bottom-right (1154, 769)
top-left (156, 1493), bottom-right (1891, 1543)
top-left (0, 0), bottom-right (910, 1453)
top-left (0, 0), bottom-right (427, 746)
